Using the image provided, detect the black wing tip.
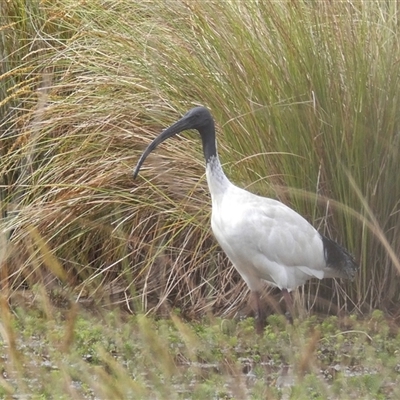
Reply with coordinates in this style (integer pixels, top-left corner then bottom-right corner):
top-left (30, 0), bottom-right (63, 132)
top-left (321, 234), bottom-right (358, 280)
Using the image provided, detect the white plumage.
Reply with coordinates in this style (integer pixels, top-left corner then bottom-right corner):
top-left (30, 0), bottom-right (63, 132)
top-left (210, 177), bottom-right (325, 291)
top-left (134, 107), bottom-right (357, 333)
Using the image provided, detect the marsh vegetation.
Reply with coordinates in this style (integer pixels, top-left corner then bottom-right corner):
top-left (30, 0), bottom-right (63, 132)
top-left (1, 0), bottom-right (400, 398)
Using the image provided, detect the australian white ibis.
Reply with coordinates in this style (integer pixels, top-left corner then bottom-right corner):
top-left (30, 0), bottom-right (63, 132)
top-left (133, 107), bottom-right (358, 333)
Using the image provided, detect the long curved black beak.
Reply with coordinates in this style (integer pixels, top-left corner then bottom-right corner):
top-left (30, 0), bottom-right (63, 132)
top-left (133, 116), bottom-right (191, 179)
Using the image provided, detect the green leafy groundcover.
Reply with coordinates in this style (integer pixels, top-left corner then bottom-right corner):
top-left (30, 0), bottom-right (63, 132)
top-left (1, 298), bottom-right (399, 399)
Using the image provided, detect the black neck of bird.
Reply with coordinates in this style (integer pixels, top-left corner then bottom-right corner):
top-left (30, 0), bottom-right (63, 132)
top-left (198, 115), bottom-right (230, 195)
top-left (199, 119), bottom-right (217, 165)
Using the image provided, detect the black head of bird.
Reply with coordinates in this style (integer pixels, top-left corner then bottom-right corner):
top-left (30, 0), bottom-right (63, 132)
top-left (133, 107), bottom-right (215, 179)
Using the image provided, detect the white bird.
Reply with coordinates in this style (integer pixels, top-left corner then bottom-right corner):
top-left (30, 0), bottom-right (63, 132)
top-left (133, 107), bottom-right (358, 333)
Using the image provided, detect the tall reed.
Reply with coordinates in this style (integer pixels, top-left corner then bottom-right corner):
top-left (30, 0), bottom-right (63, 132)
top-left (1, 0), bottom-right (400, 316)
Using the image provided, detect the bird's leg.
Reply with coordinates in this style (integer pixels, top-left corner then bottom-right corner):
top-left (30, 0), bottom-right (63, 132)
top-left (282, 289), bottom-right (294, 324)
top-left (251, 290), bottom-right (265, 334)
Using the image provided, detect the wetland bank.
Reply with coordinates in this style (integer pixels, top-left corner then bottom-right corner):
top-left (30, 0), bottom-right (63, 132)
top-left (1, 297), bottom-right (400, 399)
top-left (1, 0), bottom-right (400, 398)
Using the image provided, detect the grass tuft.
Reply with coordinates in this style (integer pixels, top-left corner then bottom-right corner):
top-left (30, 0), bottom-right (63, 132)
top-left (2, 0), bottom-right (400, 318)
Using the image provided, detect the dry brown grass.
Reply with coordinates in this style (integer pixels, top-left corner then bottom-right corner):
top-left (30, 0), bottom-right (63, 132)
top-left (1, 0), bottom-right (400, 321)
